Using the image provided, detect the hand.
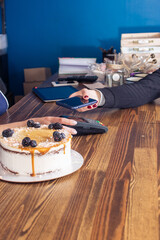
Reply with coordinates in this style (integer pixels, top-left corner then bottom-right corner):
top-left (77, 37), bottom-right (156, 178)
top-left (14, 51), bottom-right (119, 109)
top-left (69, 88), bottom-right (101, 112)
top-left (0, 116), bottom-right (77, 135)
top-left (36, 116), bottom-right (77, 135)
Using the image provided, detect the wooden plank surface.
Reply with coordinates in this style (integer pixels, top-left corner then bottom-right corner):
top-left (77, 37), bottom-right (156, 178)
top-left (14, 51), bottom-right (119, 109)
top-left (124, 148), bottom-right (158, 240)
top-left (0, 74), bottom-right (160, 240)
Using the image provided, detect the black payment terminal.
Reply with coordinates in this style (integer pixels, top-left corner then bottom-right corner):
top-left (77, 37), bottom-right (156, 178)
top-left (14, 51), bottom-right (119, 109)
top-left (60, 115), bottom-right (108, 135)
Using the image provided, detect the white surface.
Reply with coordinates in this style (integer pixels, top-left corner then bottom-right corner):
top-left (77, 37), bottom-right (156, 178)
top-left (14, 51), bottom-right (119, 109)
top-left (0, 140), bottom-right (71, 175)
top-left (83, 82), bottom-right (105, 89)
top-left (0, 150), bottom-right (84, 183)
top-left (52, 81), bottom-right (78, 87)
top-left (126, 77), bottom-right (142, 82)
top-left (59, 58), bottom-right (96, 66)
top-left (121, 46), bottom-right (160, 53)
top-left (58, 58), bottom-right (97, 74)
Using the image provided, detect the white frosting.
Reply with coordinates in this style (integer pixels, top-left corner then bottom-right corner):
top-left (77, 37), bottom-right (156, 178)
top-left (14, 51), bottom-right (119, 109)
top-left (0, 125), bottom-right (72, 176)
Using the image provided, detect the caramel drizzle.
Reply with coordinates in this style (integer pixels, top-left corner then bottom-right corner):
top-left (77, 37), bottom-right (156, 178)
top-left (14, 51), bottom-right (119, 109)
top-left (21, 143), bottom-right (67, 176)
top-left (31, 150), bottom-right (35, 177)
top-left (63, 144), bottom-right (65, 154)
top-left (1, 127), bottom-right (72, 176)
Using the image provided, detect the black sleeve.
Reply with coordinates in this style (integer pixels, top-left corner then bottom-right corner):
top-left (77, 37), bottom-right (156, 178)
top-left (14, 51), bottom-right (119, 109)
top-left (99, 68), bottom-right (160, 108)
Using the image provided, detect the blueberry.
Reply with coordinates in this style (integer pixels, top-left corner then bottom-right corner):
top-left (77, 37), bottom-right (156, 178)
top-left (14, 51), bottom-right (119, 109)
top-left (48, 123), bottom-right (54, 129)
top-left (51, 122), bottom-right (63, 130)
top-left (60, 132), bottom-right (66, 139)
top-left (22, 137), bottom-right (31, 147)
top-left (34, 122), bottom-right (41, 128)
top-left (30, 140), bottom-right (37, 147)
top-left (53, 131), bottom-right (63, 142)
top-left (2, 128), bottom-right (14, 138)
top-left (27, 120), bottom-right (35, 127)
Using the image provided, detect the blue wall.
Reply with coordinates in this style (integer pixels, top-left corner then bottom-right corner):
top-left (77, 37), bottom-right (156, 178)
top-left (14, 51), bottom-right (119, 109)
top-left (4, 0), bottom-right (160, 95)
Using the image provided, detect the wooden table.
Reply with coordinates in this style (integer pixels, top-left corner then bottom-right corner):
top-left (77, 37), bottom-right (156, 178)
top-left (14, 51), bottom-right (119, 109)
top-left (0, 74), bottom-right (159, 240)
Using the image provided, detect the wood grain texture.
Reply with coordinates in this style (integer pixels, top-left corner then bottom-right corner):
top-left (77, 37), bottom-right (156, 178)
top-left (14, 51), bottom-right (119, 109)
top-left (124, 148), bottom-right (158, 240)
top-left (0, 74), bottom-right (160, 240)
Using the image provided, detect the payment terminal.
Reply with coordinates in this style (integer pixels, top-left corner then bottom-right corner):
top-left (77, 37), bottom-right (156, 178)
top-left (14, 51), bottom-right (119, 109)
top-left (60, 115), bottom-right (108, 135)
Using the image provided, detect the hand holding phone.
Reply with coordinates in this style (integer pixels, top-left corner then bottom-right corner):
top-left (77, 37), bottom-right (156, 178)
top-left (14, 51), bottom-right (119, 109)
top-left (56, 96), bottom-right (97, 110)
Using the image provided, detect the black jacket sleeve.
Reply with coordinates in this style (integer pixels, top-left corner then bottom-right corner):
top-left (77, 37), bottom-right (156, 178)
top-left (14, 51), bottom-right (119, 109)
top-left (99, 68), bottom-right (160, 108)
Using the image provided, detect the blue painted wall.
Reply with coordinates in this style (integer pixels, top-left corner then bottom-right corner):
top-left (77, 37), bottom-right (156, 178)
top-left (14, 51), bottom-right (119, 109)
top-left (4, 0), bottom-right (160, 95)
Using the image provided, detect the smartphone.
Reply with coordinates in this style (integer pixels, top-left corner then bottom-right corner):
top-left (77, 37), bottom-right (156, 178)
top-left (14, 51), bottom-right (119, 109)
top-left (56, 97), bottom-right (97, 110)
top-left (52, 81), bottom-right (78, 87)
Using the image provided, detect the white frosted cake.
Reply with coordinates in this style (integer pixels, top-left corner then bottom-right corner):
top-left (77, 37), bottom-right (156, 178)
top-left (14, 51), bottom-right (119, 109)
top-left (0, 121), bottom-right (72, 176)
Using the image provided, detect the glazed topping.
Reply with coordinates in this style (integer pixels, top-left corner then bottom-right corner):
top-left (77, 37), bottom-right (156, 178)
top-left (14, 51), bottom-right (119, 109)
top-left (0, 125), bottom-right (69, 150)
top-left (21, 137), bottom-right (37, 147)
top-left (2, 128), bottom-right (14, 138)
top-left (22, 137), bottom-right (31, 147)
top-left (61, 132), bottom-right (66, 139)
top-left (30, 140), bottom-right (37, 147)
top-left (53, 131), bottom-right (65, 142)
top-left (48, 122), bottom-right (63, 130)
top-left (27, 120), bottom-right (41, 128)
top-left (33, 122), bottom-right (41, 128)
top-left (27, 120), bottom-right (35, 127)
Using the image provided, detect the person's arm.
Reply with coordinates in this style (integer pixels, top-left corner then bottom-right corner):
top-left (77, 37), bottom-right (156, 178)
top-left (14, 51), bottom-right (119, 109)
top-left (0, 91), bottom-right (9, 116)
top-left (70, 68), bottom-right (160, 111)
top-left (0, 116), bottom-right (77, 135)
top-left (100, 68), bottom-right (160, 108)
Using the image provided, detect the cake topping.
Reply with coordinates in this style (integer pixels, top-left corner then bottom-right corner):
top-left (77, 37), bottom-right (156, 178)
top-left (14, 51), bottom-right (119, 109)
top-left (22, 137), bottom-right (38, 148)
top-left (30, 140), bottom-right (37, 147)
top-left (53, 131), bottom-right (63, 142)
top-left (22, 137), bottom-right (31, 147)
top-left (33, 122), bottom-right (41, 128)
top-left (0, 125), bottom-right (70, 151)
top-left (27, 119), bottom-right (41, 128)
top-left (27, 120), bottom-right (35, 127)
top-left (2, 128), bottom-right (14, 138)
top-left (48, 122), bottom-right (63, 130)
top-left (61, 132), bottom-right (66, 139)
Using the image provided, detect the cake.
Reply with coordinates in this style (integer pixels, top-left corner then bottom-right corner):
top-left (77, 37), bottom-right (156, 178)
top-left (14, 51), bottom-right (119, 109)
top-left (0, 120), bottom-right (72, 176)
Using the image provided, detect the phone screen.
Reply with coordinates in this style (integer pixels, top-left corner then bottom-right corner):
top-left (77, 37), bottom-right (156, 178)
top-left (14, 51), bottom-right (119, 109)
top-left (56, 97), bottom-right (97, 109)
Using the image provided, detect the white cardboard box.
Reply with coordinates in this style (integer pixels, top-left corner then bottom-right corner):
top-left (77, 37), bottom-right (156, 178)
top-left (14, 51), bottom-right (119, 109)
top-left (121, 32), bottom-right (160, 66)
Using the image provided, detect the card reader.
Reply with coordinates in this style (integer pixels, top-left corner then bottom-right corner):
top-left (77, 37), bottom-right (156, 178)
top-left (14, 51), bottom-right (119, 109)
top-left (60, 115), bottom-right (108, 135)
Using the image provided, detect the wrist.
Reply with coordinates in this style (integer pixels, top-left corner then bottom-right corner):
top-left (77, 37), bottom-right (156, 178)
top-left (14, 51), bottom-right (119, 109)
top-left (95, 90), bottom-right (105, 106)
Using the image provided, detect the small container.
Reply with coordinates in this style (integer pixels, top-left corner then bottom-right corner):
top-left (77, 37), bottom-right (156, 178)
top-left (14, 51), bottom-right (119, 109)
top-left (105, 69), bottom-right (124, 87)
